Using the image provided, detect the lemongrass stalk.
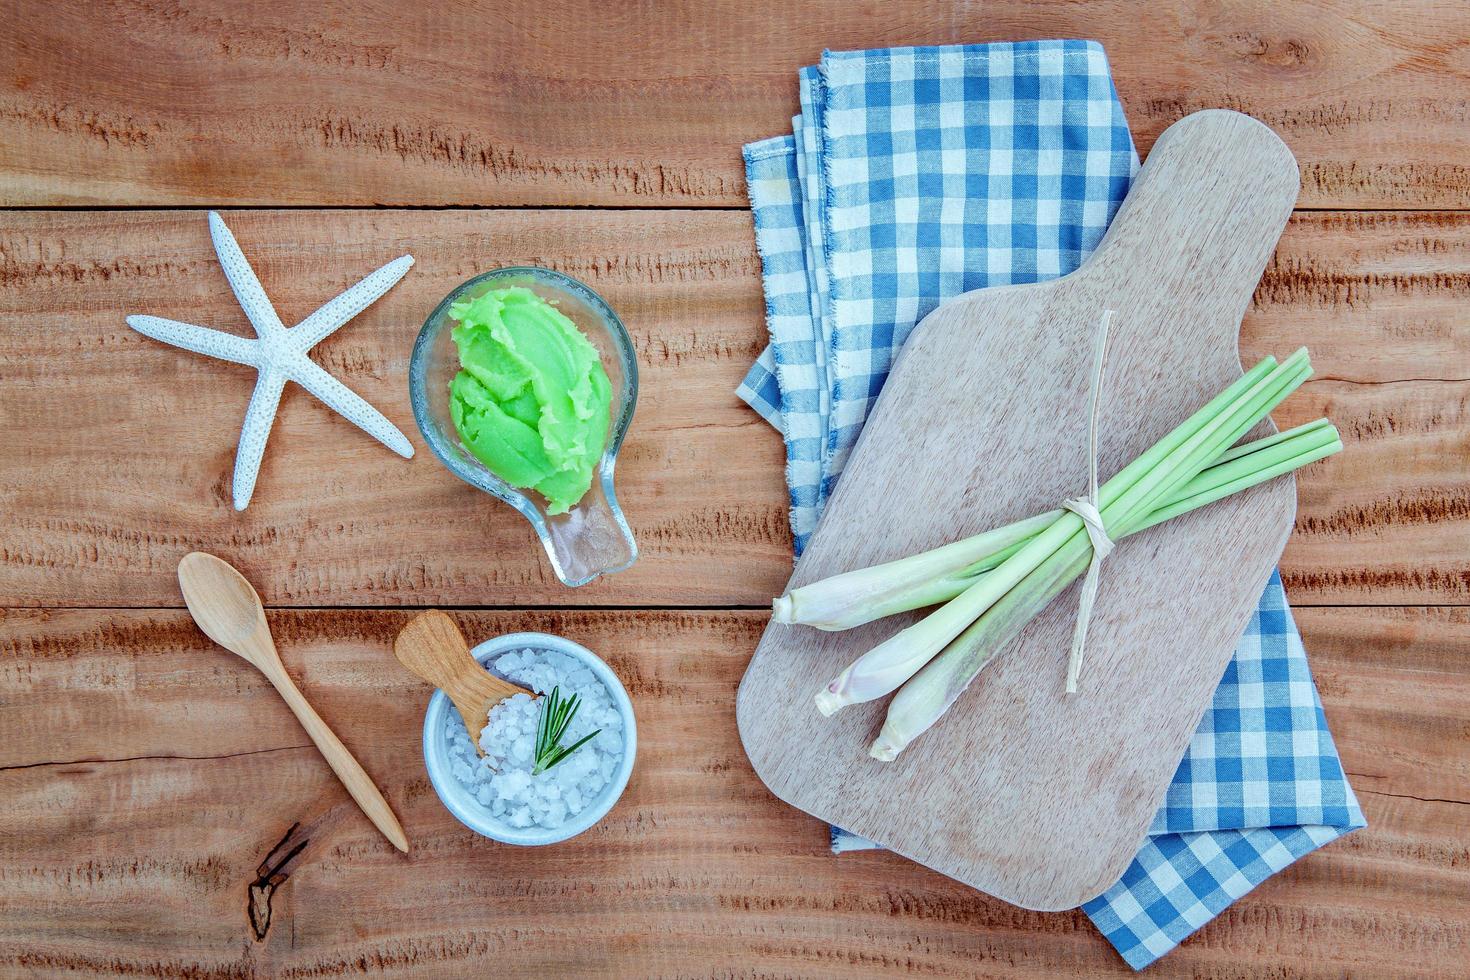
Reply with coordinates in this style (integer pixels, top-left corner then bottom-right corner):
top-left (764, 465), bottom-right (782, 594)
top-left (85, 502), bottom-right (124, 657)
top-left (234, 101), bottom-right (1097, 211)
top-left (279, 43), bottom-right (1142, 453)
top-left (786, 359), bottom-right (1281, 633)
top-left (1209, 416), bottom-right (1333, 466)
top-left (870, 426), bottom-right (1346, 758)
top-left (771, 510), bottom-right (1060, 629)
top-left (871, 434), bottom-right (1343, 761)
top-left (817, 353), bottom-right (1314, 715)
top-left (814, 508), bottom-right (1083, 715)
top-left (1036, 352), bottom-right (1313, 691)
top-left (1080, 357), bottom-right (1281, 513)
top-left (1130, 421), bottom-right (1338, 527)
top-left (782, 421), bottom-right (1332, 631)
top-left (872, 541), bottom-right (1087, 760)
top-left (871, 434), bottom-right (1340, 761)
top-left (870, 437), bottom-right (1342, 762)
top-left (1138, 436), bottom-right (1341, 530)
top-left (1115, 352), bottom-right (1312, 531)
top-left (1098, 352), bottom-right (1311, 542)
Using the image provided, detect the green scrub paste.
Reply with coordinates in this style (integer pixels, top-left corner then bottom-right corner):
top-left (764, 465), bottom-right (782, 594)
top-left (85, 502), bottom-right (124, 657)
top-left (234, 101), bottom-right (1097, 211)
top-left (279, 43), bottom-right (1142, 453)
top-left (448, 287), bottom-right (612, 514)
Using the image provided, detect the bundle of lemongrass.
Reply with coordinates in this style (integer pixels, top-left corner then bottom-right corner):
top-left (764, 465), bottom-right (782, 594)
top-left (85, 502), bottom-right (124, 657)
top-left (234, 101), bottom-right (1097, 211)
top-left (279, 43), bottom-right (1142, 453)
top-left (774, 347), bottom-right (1340, 761)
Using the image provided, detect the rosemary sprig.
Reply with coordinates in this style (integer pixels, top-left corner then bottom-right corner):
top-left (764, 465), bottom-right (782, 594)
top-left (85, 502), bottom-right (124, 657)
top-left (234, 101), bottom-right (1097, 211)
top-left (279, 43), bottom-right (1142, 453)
top-left (531, 685), bottom-right (601, 775)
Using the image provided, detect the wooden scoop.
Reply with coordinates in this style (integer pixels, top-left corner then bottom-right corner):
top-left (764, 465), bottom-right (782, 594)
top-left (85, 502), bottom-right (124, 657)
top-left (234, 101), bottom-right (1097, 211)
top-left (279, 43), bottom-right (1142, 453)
top-left (176, 551), bottom-right (409, 853)
top-left (393, 611), bottom-right (532, 754)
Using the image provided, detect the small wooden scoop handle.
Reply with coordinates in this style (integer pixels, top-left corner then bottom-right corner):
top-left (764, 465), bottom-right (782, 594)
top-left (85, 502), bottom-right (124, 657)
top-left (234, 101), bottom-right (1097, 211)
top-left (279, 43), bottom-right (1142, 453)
top-left (261, 659), bottom-right (410, 853)
top-left (393, 611), bottom-right (532, 749)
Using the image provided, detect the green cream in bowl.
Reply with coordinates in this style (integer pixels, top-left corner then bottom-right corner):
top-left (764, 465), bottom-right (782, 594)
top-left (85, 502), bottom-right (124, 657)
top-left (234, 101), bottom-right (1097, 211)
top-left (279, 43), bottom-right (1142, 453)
top-left (410, 268), bottom-right (638, 587)
top-left (447, 287), bottom-right (613, 516)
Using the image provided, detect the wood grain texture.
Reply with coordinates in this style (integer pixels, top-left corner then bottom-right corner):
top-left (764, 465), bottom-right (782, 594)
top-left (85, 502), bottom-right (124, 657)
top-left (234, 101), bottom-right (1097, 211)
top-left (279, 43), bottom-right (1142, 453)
top-left (177, 550), bottom-right (409, 852)
top-left (2, 1), bottom-right (1466, 972)
top-left (740, 111), bottom-right (1303, 909)
top-left (1246, 210), bottom-right (1470, 605)
top-left (5, 0), bottom-right (1470, 208)
top-left (0, 607), bottom-right (1464, 977)
top-left (1, 208), bottom-right (1466, 608)
top-left (0, 208), bottom-right (793, 607)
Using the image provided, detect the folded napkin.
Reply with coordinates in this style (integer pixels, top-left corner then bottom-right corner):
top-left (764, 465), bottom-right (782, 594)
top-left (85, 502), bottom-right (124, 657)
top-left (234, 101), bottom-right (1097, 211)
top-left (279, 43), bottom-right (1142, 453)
top-left (737, 40), bottom-right (1364, 970)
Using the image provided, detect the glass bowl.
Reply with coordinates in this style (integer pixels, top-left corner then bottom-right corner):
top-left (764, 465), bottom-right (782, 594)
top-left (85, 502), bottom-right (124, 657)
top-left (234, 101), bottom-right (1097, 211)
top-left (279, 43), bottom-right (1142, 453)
top-left (409, 267), bottom-right (638, 587)
top-left (422, 632), bottom-right (637, 846)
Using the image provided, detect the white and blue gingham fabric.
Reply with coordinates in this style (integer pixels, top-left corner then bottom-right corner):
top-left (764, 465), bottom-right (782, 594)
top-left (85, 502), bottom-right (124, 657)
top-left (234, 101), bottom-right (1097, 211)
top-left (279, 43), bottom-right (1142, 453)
top-left (737, 41), bottom-right (1363, 970)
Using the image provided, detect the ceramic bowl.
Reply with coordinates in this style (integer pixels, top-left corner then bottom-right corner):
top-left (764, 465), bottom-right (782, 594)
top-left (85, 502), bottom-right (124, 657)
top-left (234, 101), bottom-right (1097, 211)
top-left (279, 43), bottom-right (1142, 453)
top-left (409, 267), bottom-right (638, 587)
top-left (422, 631), bottom-right (637, 845)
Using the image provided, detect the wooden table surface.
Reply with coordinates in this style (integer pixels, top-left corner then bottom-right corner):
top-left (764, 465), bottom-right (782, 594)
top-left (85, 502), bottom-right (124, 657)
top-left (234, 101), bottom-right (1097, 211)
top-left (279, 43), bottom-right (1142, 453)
top-left (1, 2), bottom-right (1466, 976)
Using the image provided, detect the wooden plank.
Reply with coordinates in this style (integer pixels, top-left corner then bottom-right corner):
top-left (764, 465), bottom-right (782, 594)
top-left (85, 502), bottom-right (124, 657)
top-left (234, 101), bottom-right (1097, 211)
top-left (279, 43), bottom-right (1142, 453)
top-left (1243, 212), bottom-right (1470, 384)
top-left (0, 208), bottom-right (794, 608)
top-left (4, 1), bottom-right (1470, 209)
top-left (0, 607), bottom-right (1464, 977)
top-left (1294, 606), bottom-right (1470, 807)
top-left (1277, 380), bottom-right (1470, 605)
top-left (1, 209), bottom-right (1466, 608)
top-left (1254, 211), bottom-right (1470, 605)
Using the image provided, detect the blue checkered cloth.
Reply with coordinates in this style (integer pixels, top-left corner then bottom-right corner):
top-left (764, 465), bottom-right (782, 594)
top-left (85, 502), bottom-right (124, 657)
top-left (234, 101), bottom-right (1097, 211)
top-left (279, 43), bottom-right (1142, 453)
top-left (737, 40), bottom-right (1363, 970)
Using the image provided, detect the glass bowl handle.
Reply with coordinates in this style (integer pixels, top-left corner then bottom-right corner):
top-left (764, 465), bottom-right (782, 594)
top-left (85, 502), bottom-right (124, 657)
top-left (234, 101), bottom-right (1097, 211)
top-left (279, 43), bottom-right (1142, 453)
top-left (538, 472), bottom-right (638, 588)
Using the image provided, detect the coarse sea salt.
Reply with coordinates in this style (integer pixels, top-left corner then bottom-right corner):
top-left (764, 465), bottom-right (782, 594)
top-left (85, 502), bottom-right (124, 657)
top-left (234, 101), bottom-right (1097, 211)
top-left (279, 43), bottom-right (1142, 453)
top-left (446, 647), bottom-right (624, 830)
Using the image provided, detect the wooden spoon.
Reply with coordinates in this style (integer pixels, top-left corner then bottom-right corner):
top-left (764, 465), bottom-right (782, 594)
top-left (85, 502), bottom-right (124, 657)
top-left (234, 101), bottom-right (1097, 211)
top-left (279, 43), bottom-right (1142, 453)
top-left (177, 551), bottom-right (409, 853)
top-left (393, 610), bottom-right (532, 754)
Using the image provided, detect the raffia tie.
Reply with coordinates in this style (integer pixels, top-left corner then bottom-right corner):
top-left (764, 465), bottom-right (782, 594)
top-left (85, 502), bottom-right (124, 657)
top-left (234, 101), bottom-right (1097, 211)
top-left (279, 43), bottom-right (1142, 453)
top-left (1060, 309), bottom-right (1115, 694)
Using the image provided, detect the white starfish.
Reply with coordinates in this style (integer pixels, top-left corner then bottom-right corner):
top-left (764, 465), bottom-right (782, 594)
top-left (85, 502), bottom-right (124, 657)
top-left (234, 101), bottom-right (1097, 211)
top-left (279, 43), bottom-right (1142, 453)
top-left (127, 211), bottom-right (415, 510)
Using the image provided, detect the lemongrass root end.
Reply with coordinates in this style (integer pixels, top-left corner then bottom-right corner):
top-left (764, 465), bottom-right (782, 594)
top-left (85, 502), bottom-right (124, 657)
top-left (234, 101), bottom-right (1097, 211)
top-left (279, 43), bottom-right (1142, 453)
top-left (869, 736), bottom-right (901, 762)
top-left (771, 594), bottom-right (795, 624)
top-left (813, 688), bottom-right (845, 717)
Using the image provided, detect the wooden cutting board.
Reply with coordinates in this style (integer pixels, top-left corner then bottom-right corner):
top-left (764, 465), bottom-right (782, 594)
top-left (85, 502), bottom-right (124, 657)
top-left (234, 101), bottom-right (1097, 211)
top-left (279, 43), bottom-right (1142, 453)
top-left (736, 110), bottom-right (1302, 911)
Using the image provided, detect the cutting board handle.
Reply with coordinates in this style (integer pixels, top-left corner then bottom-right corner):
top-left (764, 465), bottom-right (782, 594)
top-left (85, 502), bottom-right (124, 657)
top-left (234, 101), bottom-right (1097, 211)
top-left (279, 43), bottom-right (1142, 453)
top-left (1079, 109), bottom-right (1299, 318)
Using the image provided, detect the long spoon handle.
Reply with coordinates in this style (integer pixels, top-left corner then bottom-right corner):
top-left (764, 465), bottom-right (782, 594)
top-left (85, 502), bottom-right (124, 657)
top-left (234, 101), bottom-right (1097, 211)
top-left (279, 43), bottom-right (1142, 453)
top-left (266, 664), bottom-right (410, 853)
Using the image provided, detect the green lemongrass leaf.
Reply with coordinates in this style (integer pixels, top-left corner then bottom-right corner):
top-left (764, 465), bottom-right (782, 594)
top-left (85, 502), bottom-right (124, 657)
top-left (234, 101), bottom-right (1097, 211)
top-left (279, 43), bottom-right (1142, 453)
top-left (1129, 423), bottom-right (1339, 530)
top-left (1124, 356), bottom-right (1313, 527)
top-left (1137, 437), bottom-right (1341, 531)
top-left (1209, 417), bottom-right (1333, 466)
top-left (1082, 357), bottom-right (1280, 515)
top-left (1083, 357), bottom-right (1287, 521)
top-left (784, 359), bottom-right (1280, 635)
top-left (817, 352), bottom-right (1321, 716)
top-left (1185, 420), bottom-right (1336, 482)
top-left (775, 510), bottom-right (1060, 630)
top-left (1104, 352), bottom-right (1310, 538)
top-left (789, 419), bottom-right (1338, 634)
